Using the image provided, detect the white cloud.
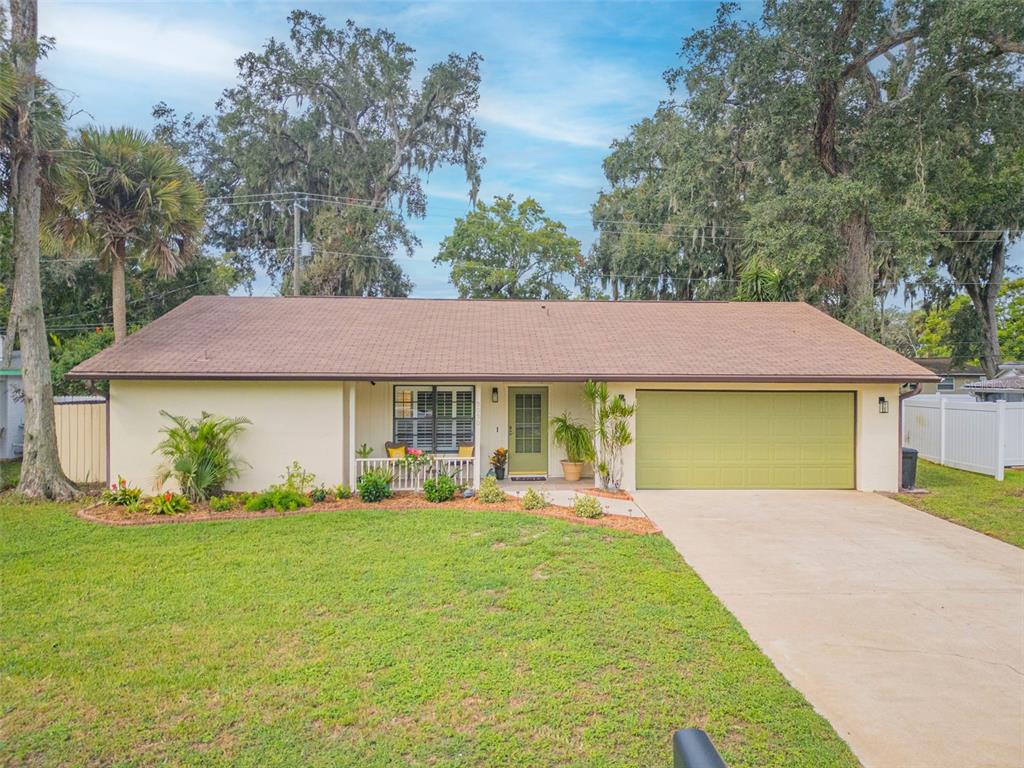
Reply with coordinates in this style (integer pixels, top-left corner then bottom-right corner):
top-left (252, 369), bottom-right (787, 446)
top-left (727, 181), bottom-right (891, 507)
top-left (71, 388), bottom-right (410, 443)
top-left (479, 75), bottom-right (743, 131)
top-left (476, 96), bottom-right (615, 149)
top-left (42, 5), bottom-right (244, 79)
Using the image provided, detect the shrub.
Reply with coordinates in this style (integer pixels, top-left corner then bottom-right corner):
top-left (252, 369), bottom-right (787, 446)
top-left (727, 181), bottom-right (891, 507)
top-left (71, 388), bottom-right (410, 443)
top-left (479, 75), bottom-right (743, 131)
top-left (154, 411), bottom-right (251, 502)
top-left (280, 461), bottom-right (316, 493)
top-left (357, 468), bottom-right (393, 503)
top-left (521, 487), bottom-right (548, 510)
top-left (310, 486), bottom-right (329, 503)
top-left (573, 494), bottom-right (603, 519)
top-left (335, 484), bottom-right (352, 500)
top-left (244, 487), bottom-right (310, 513)
top-left (423, 472), bottom-right (459, 503)
top-left (102, 476), bottom-right (143, 508)
top-left (208, 493), bottom-right (250, 512)
top-left (477, 476), bottom-right (506, 503)
top-left (148, 491), bottom-right (190, 515)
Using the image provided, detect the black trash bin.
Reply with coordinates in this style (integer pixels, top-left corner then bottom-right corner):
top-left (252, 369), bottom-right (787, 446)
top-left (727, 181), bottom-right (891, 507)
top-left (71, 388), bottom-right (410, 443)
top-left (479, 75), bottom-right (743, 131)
top-left (902, 447), bottom-right (918, 490)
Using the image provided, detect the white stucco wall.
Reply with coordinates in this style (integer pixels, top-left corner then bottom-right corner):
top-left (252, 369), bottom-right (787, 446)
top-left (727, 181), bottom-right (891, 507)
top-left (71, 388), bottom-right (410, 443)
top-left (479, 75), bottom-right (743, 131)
top-left (109, 380), bottom-right (346, 492)
top-left (109, 378), bottom-right (901, 494)
top-left (605, 381), bottom-right (901, 492)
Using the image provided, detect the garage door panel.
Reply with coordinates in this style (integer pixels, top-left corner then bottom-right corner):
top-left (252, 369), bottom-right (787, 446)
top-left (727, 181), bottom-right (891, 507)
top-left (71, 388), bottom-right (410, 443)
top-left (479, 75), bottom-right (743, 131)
top-left (636, 391), bottom-right (854, 489)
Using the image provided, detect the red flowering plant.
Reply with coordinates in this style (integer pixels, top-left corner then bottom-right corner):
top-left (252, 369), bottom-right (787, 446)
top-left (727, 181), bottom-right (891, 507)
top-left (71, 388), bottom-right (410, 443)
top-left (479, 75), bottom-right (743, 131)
top-left (147, 490), bottom-right (190, 515)
top-left (101, 475), bottom-right (143, 509)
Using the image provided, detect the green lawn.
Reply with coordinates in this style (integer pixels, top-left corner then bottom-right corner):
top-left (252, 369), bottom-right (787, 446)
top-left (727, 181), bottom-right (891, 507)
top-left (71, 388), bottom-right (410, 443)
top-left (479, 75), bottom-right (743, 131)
top-left (0, 500), bottom-right (859, 767)
top-left (896, 460), bottom-right (1024, 548)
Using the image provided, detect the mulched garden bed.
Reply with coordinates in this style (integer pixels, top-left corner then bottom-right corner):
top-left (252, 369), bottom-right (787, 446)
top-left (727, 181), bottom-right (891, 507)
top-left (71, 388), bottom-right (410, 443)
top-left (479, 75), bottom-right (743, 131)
top-left (76, 492), bottom-right (658, 534)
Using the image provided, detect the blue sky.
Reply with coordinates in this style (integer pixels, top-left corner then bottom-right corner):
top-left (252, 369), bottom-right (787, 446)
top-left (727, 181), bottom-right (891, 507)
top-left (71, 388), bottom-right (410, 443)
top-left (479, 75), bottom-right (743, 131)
top-left (39, 0), bottom-right (1018, 298)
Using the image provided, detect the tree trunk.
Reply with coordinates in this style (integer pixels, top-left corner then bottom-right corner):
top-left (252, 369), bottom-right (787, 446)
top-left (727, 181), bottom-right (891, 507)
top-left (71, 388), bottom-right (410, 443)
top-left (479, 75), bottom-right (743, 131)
top-left (9, 0), bottom-right (78, 500)
top-left (112, 240), bottom-right (127, 342)
top-left (838, 210), bottom-right (875, 334)
top-left (962, 239), bottom-right (1005, 379)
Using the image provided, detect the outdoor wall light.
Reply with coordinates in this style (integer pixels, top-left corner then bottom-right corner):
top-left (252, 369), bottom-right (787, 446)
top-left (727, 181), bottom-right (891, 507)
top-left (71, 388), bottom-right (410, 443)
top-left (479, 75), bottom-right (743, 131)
top-left (878, 396), bottom-right (889, 414)
top-left (491, 387), bottom-right (499, 403)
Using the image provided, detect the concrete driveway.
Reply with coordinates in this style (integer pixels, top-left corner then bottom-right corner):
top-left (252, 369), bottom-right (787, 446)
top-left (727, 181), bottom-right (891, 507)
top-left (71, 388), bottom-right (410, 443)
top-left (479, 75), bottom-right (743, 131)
top-left (636, 490), bottom-right (1024, 768)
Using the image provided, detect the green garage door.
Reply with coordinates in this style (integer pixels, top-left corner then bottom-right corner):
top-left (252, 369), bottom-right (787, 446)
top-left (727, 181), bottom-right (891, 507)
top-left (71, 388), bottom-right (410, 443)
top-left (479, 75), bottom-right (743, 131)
top-left (636, 391), bottom-right (855, 489)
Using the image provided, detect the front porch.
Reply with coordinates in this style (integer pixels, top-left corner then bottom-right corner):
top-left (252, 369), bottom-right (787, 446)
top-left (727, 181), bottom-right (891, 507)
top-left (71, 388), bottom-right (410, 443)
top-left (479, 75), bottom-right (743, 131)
top-left (341, 380), bottom-right (595, 492)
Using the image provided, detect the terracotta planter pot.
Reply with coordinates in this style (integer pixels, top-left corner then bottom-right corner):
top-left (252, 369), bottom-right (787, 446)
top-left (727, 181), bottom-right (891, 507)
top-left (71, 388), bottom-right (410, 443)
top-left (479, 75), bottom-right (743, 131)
top-left (561, 460), bottom-right (584, 482)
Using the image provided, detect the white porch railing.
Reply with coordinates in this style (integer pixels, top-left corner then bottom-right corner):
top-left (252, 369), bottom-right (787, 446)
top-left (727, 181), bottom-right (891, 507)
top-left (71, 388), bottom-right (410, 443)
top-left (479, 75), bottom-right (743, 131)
top-left (355, 456), bottom-right (476, 491)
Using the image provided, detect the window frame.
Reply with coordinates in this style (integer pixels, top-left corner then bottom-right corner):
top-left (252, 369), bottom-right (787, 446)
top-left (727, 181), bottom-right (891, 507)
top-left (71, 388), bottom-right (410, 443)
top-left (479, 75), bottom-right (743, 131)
top-left (392, 384), bottom-right (476, 454)
top-left (937, 376), bottom-right (955, 392)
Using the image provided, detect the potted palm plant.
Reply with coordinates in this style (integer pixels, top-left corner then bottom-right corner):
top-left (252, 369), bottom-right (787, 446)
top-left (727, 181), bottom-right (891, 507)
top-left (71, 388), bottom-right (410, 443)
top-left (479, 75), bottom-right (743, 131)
top-left (550, 412), bottom-right (594, 483)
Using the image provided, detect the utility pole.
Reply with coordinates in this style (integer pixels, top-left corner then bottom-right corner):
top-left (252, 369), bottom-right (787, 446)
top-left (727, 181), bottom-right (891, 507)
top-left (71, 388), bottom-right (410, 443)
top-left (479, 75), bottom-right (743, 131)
top-left (292, 201), bottom-right (303, 296)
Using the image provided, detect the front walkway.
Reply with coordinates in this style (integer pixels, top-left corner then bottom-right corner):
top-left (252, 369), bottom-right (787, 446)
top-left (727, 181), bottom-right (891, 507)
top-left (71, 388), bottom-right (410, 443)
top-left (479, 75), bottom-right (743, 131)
top-left (497, 477), bottom-right (645, 517)
top-left (636, 489), bottom-right (1024, 768)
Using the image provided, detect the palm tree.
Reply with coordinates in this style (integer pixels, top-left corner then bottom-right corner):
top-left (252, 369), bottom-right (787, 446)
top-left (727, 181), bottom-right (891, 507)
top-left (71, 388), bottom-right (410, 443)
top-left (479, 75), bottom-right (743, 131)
top-left (53, 127), bottom-right (204, 341)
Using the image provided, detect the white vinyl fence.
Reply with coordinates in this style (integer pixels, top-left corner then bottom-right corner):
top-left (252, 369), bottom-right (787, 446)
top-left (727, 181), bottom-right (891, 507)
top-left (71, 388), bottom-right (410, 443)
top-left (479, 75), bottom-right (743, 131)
top-left (903, 394), bottom-right (1023, 480)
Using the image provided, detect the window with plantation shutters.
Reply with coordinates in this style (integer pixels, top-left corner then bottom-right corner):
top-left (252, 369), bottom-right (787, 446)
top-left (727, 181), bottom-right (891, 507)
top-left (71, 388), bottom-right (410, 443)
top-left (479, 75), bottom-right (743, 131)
top-left (393, 385), bottom-right (474, 452)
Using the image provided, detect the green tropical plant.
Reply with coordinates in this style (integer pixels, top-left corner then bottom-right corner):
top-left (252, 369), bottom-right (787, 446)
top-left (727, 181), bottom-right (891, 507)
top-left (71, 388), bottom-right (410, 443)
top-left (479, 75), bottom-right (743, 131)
top-left (357, 468), bottom-right (393, 503)
top-left (309, 486), bottom-right (329, 503)
top-left (148, 491), bottom-right (190, 516)
top-left (573, 494), bottom-right (603, 519)
top-left (335, 484), bottom-right (352, 500)
top-left (356, 443), bottom-right (374, 459)
top-left (279, 461), bottom-right (316, 493)
top-left (582, 381), bottom-right (635, 490)
top-left (244, 487), bottom-right (309, 513)
top-left (101, 476), bottom-right (142, 508)
top-left (521, 487), bottom-right (547, 510)
top-left (489, 448), bottom-right (508, 470)
top-left (549, 412), bottom-right (594, 463)
top-left (477, 476), bottom-right (506, 504)
top-left (153, 411), bottom-right (251, 502)
top-left (52, 126), bottom-right (205, 342)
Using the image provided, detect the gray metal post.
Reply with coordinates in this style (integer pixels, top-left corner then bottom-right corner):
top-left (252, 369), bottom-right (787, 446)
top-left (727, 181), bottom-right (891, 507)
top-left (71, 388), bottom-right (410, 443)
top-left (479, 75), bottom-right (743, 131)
top-left (672, 729), bottom-right (727, 768)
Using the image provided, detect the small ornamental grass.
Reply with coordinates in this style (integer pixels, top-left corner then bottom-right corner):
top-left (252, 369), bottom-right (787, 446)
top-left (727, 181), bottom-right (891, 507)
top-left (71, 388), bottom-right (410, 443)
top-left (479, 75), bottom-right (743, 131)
top-left (477, 476), bottom-right (506, 504)
top-left (573, 494), bottom-right (603, 519)
top-left (521, 487), bottom-right (547, 510)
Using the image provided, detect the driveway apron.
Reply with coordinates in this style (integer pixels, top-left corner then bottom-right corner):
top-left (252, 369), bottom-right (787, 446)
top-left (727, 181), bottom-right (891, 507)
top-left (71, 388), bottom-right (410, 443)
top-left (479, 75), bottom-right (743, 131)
top-left (637, 489), bottom-right (1024, 768)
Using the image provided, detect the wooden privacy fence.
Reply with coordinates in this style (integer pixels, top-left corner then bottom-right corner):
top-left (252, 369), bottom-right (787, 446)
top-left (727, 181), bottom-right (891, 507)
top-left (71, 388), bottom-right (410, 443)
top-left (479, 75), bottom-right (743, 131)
top-left (902, 394), bottom-right (1024, 480)
top-left (54, 396), bottom-right (107, 484)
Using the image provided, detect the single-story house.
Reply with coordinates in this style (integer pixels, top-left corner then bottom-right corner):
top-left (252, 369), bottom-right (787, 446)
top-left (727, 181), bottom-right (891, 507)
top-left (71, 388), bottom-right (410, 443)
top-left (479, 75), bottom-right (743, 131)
top-left (912, 357), bottom-right (985, 394)
top-left (69, 297), bottom-right (936, 493)
top-left (964, 363), bottom-right (1024, 403)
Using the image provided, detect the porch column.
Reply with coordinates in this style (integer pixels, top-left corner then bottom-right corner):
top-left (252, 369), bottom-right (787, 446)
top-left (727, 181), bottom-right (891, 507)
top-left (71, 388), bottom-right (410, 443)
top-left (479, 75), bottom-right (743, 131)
top-left (473, 385), bottom-right (482, 488)
top-left (347, 383), bottom-right (357, 487)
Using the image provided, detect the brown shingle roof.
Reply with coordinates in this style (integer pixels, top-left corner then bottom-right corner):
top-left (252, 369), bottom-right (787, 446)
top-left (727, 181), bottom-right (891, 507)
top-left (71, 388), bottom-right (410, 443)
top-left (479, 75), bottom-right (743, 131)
top-left (68, 296), bottom-right (938, 383)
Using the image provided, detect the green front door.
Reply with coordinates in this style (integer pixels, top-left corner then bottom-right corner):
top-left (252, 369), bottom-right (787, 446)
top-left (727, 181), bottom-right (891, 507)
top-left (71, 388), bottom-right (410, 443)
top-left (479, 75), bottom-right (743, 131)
top-left (508, 387), bottom-right (548, 476)
top-left (636, 391), bottom-right (855, 489)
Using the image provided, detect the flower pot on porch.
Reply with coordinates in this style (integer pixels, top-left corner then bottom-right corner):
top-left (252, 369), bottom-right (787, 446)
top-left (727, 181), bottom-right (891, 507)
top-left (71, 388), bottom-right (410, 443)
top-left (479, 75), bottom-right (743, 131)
top-left (494, 468), bottom-right (505, 480)
top-left (560, 460), bottom-right (584, 483)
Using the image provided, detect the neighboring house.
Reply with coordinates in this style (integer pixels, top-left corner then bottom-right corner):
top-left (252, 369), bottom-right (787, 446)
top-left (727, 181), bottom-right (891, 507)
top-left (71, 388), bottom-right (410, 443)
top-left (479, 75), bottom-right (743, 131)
top-left (69, 297), bottom-right (936, 493)
top-left (0, 341), bottom-right (24, 461)
top-left (912, 357), bottom-right (985, 394)
top-left (964, 363), bottom-right (1024, 403)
